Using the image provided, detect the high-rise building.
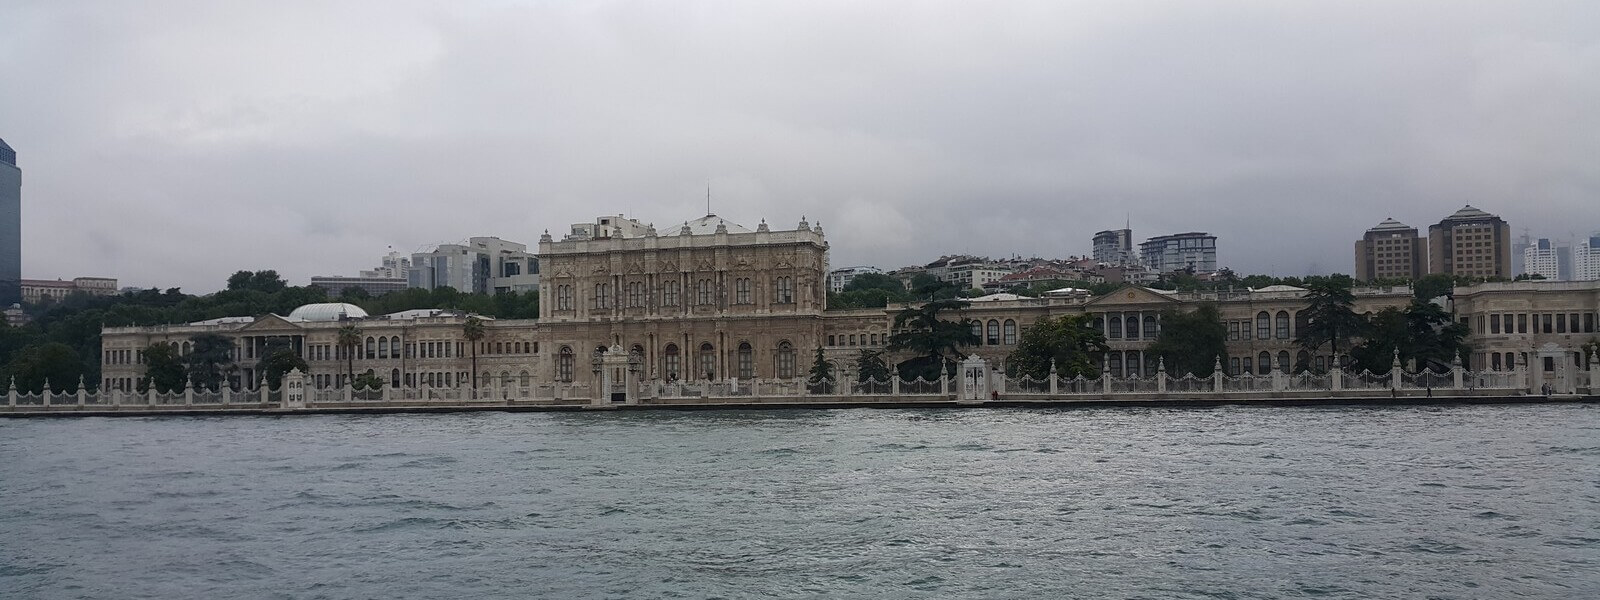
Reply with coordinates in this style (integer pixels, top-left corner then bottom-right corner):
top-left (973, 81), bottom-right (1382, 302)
top-left (1139, 232), bottom-right (1217, 273)
top-left (1572, 235), bottom-right (1600, 281)
top-left (1523, 238), bottom-right (1562, 280)
top-left (0, 137), bottom-right (20, 306)
top-left (1427, 205), bottom-right (1512, 278)
top-left (409, 236), bottom-right (540, 294)
top-left (1354, 218), bottom-right (1425, 281)
top-left (1092, 229), bottom-right (1134, 266)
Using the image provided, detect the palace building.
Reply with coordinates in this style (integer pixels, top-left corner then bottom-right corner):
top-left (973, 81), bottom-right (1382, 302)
top-left (98, 213), bottom-right (1600, 395)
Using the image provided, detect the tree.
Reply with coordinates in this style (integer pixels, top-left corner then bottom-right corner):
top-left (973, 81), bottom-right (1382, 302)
top-left (139, 342), bottom-right (186, 393)
top-left (843, 273), bottom-right (906, 294)
top-left (888, 299), bottom-right (980, 380)
top-left (4, 342), bottom-right (84, 393)
top-left (256, 339), bottom-right (308, 388)
top-left (1295, 275), bottom-right (1365, 366)
top-left (1147, 304), bottom-right (1228, 377)
top-left (463, 315), bottom-right (485, 393)
top-left (184, 333), bottom-right (234, 390)
top-left (1005, 314), bottom-right (1107, 379)
top-left (854, 349), bottom-right (892, 383)
top-left (1413, 273), bottom-right (1457, 301)
top-left (807, 346), bottom-right (835, 393)
top-left (352, 370), bottom-right (385, 390)
top-left (1349, 301), bottom-right (1469, 373)
top-left (907, 273), bottom-right (960, 301)
top-left (336, 324), bottom-right (362, 387)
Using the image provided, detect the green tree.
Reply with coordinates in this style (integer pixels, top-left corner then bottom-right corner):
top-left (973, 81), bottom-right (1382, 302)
top-left (183, 333), bottom-right (235, 390)
top-left (1349, 301), bottom-right (1470, 373)
top-left (1147, 304), bottom-right (1228, 377)
top-left (907, 273), bottom-right (960, 301)
top-left (888, 299), bottom-right (980, 380)
top-left (139, 342), bottom-right (186, 393)
top-left (463, 315), bottom-right (485, 393)
top-left (1413, 273), bottom-right (1457, 301)
top-left (854, 349), bottom-right (892, 383)
top-left (336, 324), bottom-right (362, 387)
top-left (4, 342), bottom-right (85, 393)
top-left (352, 370), bottom-right (385, 390)
top-left (1005, 314), bottom-right (1107, 379)
top-left (256, 340), bottom-right (309, 388)
top-left (843, 273), bottom-right (906, 294)
top-left (807, 346), bottom-right (835, 393)
top-left (1295, 275), bottom-right (1365, 366)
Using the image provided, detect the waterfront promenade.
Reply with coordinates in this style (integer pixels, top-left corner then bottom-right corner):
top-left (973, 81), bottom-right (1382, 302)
top-left (4, 361), bottom-right (1593, 417)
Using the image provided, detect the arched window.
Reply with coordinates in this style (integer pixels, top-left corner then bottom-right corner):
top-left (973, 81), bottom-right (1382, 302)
top-left (1108, 316), bottom-right (1122, 339)
top-left (557, 347), bottom-right (574, 382)
top-left (391, 368), bottom-right (400, 388)
top-left (986, 320), bottom-right (1000, 345)
top-left (775, 277), bottom-right (794, 304)
top-left (1278, 351), bottom-right (1291, 372)
top-left (1296, 350), bottom-right (1311, 373)
top-left (777, 341), bottom-right (796, 378)
top-left (663, 281), bottom-right (680, 306)
top-left (520, 370), bottom-right (530, 386)
top-left (365, 337), bottom-right (376, 360)
top-left (1003, 320), bottom-right (1017, 345)
top-left (1256, 312), bottom-right (1271, 340)
top-left (500, 371), bottom-right (511, 387)
top-left (735, 278), bottom-right (751, 304)
top-left (1275, 311), bottom-right (1290, 339)
top-left (698, 343), bottom-right (716, 380)
top-left (1109, 353), bottom-right (1123, 377)
top-left (971, 321), bottom-right (983, 341)
top-left (1258, 351), bottom-right (1273, 374)
top-left (1144, 315), bottom-right (1158, 338)
top-left (697, 279), bottom-right (713, 305)
top-left (663, 344), bottom-right (681, 380)
top-left (1125, 351), bottom-right (1140, 377)
top-left (1125, 316), bottom-right (1139, 340)
top-left (737, 342), bottom-right (754, 379)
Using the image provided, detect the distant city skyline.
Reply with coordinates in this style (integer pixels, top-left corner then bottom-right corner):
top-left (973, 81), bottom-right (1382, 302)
top-left (2, 2), bottom-right (1596, 292)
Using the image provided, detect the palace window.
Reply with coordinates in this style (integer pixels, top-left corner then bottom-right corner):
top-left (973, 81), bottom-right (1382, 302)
top-left (735, 278), bottom-right (751, 304)
top-left (697, 279), bottom-right (713, 305)
top-left (1109, 316), bottom-right (1122, 339)
top-left (699, 343), bottom-right (716, 380)
top-left (663, 344), bottom-right (681, 380)
top-left (987, 320), bottom-right (1000, 345)
top-left (556, 285), bottom-right (574, 310)
top-left (663, 280), bottom-right (680, 307)
top-left (1275, 311), bottom-right (1290, 339)
top-left (365, 337), bottom-right (376, 360)
top-left (557, 347), bottom-right (574, 382)
top-left (1003, 320), bottom-right (1018, 345)
top-left (738, 343), bottom-right (753, 379)
top-left (1490, 314), bottom-right (1501, 334)
top-left (775, 277), bottom-right (794, 304)
top-left (1256, 312), bottom-right (1271, 340)
top-left (777, 341), bottom-right (796, 378)
top-left (1144, 315), bottom-right (1159, 338)
top-left (594, 283), bottom-right (610, 309)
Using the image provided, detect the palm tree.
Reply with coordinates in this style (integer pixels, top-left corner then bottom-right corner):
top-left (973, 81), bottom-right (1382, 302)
top-left (336, 324), bottom-right (362, 388)
top-left (463, 315), bottom-right (485, 396)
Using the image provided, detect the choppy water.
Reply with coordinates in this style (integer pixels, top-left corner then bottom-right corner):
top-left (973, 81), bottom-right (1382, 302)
top-left (2, 405), bottom-right (1597, 599)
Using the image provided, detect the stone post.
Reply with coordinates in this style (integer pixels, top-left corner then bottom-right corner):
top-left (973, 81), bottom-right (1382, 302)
top-left (8, 377), bottom-right (16, 407)
top-left (381, 382), bottom-right (392, 403)
top-left (1451, 354), bottom-right (1464, 389)
top-left (221, 384), bottom-right (231, 405)
top-left (148, 382), bottom-right (157, 406)
top-left (77, 376), bottom-right (86, 406)
top-left (890, 373), bottom-right (900, 397)
top-left (42, 383), bottom-right (51, 407)
top-left (1048, 363), bottom-right (1058, 395)
top-left (1330, 361), bottom-right (1343, 392)
top-left (1390, 350), bottom-right (1403, 392)
top-left (419, 380), bottom-right (430, 402)
top-left (1103, 363), bottom-right (1113, 394)
top-left (1212, 358), bottom-right (1223, 393)
top-left (1272, 366), bottom-right (1286, 392)
top-left (183, 379), bottom-right (194, 406)
top-left (1156, 358), bottom-right (1167, 393)
top-left (1589, 348), bottom-right (1598, 393)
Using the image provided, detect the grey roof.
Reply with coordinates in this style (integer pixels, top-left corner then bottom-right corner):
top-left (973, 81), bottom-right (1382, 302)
top-left (1368, 217), bottom-right (1413, 232)
top-left (663, 214), bottom-right (752, 236)
top-left (0, 137), bottom-right (14, 166)
top-left (1444, 205), bottom-right (1495, 220)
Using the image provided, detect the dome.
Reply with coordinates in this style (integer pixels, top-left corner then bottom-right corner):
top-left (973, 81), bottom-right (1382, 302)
top-left (287, 302), bottom-right (369, 322)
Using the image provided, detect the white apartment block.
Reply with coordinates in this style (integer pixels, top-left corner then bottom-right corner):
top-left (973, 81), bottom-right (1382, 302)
top-left (942, 263), bottom-right (1013, 290)
top-left (828, 266), bottom-right (883, 292)
top-left (1523, 238), bottom-right (1562, 280)
top-left (1576, 235), bottom-right (1600, 281)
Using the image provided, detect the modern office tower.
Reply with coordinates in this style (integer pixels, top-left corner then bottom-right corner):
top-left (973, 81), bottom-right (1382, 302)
top-left (1523, 239), bottom-right (1562, 280)
top-left (1511, 232), bottom-right (1532, 277)
top-left (1575, 235), bottom-right (1600, 281)
top-left (0, 138), bottom-right (20, 306)
top-left (1139, 232), bottom-right (1217, 273)
top-left (1427, 205), bottom-right (1512, 278)
top-left (1354, 218), bottom-right (1426, 281)
top-left (1092, 228), bottom-right (1134, 265)
top-left (409, 237), bottom-right (540, 294)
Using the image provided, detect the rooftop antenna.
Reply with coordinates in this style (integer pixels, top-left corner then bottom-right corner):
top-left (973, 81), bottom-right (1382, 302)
top-left (707, 181), bottom-right (712, 216)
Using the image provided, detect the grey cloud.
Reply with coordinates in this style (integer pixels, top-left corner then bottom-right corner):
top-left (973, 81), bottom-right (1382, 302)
top-left (1, 0), bottom-right (1595, 291)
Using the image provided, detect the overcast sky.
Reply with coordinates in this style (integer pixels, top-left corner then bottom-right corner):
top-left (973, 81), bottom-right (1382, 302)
top-left (2, 1), bottom-right (1596, 292)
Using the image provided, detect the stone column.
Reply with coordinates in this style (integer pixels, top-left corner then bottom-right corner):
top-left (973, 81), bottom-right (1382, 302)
top-left (77, 376), bottom-right (86, 406)
top-left (221, 384), bottom-right (231, 405)
top-left (1589, 348), bottom-right (1598, 393)
top-left (1451, 355), bottom-right (1464, 389)
top-left (1390, 350), bottom-right (1403, 391)
top-left (1272, 366), bottom-right (1286, 392)
top-left (1156, 358), bottom-right (1167, 393)
top-left (1048, 363), bottom-right (1058, 395)
top-left (184, 380), bottom-right (193, 405)
top-left (1212, 358), bottom-right (1223, 393)
top-left (1330, 362), bottom-right (1343, 392)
